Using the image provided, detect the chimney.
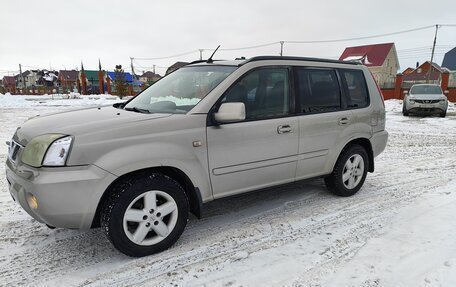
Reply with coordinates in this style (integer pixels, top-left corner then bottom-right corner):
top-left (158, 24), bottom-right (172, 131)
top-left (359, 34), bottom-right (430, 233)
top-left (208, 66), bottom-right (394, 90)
top-left (416, 62), bottom-right (419, 68)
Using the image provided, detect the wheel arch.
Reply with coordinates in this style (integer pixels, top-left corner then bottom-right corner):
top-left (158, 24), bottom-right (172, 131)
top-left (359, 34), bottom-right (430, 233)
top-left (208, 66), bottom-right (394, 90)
top-left (335, 138), bottom-right (374, 173)
top-left (91, 166), bottom-right (203, 228)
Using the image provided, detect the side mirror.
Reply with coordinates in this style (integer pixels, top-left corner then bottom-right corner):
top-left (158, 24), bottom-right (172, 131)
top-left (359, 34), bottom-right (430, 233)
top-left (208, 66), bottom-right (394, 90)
top-left (444, 90), bottom-right (449, 95)
top-left (214, 102), bottom-right (245, 123)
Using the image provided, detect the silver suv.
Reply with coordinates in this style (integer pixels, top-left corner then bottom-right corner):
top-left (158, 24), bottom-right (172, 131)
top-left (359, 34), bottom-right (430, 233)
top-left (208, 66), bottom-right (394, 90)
top-left (402, 84), bottom-right (448, 117)
top-left (6, 56), bottom-right (388, 257)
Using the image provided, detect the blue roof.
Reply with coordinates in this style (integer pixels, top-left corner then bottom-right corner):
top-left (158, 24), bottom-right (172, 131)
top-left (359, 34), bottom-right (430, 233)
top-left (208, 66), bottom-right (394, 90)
top-left (108, 71), bottom-right (142, 86)
top-left (442, 47), bottom-right (456, 71)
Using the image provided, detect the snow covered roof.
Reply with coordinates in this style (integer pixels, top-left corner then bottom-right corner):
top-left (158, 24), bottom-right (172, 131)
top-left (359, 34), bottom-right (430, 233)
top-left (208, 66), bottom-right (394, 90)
top-left (339, 43), bottom-right (396, 67)
top-left (342, 55), bottom-right (372, 65)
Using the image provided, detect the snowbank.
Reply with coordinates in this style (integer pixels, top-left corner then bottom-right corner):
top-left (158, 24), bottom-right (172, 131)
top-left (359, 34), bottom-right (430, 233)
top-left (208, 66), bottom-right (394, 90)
top-left (0, 93), bottom-right (125, 108)
top-left (0, 92), bottom-right (38, 108)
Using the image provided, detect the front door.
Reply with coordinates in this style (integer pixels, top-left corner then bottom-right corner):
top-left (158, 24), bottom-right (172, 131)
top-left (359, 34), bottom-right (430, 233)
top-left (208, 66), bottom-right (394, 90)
top-left (207, 67), bottom-right (299, 198)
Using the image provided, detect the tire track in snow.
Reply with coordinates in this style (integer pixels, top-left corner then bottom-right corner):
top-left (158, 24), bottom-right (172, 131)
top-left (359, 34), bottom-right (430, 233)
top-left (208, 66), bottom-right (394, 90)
top-left (0, 106), bottom-right (455, 286)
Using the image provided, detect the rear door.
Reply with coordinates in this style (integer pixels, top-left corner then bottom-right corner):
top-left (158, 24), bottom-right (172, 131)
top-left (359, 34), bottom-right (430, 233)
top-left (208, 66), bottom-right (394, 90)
top-left (294, 67), bottom-right (353, 179)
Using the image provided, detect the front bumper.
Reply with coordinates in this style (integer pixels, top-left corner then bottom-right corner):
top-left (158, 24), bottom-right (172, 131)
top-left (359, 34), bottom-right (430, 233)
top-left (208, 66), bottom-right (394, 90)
top-left (5, 159), bottom-right (117, 229)
top-left (406, 101), bottom-right (448, 115)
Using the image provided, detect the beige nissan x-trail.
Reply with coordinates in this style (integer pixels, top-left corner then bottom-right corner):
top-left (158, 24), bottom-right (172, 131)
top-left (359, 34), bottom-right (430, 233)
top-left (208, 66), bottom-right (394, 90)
top-left (6, 56), bottom-right (388, 257)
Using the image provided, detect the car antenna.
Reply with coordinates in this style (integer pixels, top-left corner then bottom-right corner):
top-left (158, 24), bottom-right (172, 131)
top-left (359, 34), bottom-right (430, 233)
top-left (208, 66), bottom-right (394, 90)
top-left (206, 45), bottom-right (220, 63)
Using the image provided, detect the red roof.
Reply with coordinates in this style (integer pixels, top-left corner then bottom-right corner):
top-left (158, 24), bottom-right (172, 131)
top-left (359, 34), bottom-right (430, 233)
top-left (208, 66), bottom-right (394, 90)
top-left (403, 61), bottom-right (443, 82)
top-left (2, 76), bottom-right (15, 85)
top-left (58, 70), bottom-right (79, 81)
top-left (339, 43), bottom-right (395, 67)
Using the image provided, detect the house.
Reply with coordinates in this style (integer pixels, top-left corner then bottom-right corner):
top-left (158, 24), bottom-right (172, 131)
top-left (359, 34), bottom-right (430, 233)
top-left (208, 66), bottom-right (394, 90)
top-left (58, 70), bottom-right (79, 93)
top-left (107, 71), bottom-right (143, 93)
top-left (442, 47), bottom-right (456, 71)
top-left (339, 43), bottom-right (400, 87)
top-left (166, 62), bottom-right (188, 75)
top-left (2, 76), bottom-right (16, 93)
top-left (79, 70), bottom-right (106, 94)
top-left (139, 71), bottom-right (162, 85)
top-left (402, 67), bottom-right (414, 75)
top-left (37, 70), bottom-right (59, 87)
top-left (402, 61), bottom-right (444, 84)
top-left (15, 70), bottom-right (39, 89)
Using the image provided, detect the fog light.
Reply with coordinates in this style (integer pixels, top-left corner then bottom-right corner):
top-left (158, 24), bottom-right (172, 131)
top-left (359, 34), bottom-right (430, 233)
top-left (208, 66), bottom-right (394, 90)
top-left (26, 193), bottom-right (38, 209)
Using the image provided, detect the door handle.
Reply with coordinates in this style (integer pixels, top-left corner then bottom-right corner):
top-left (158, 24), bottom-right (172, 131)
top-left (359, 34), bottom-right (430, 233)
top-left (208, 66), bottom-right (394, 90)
top-left (277, 125), bottom-right (293, 134)
top-left (338, 118), bottom-right (350, 125)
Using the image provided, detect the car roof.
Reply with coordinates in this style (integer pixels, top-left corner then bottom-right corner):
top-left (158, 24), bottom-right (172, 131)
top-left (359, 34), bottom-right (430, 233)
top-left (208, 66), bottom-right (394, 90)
top-left (187, 56), bottom-right (361, 68)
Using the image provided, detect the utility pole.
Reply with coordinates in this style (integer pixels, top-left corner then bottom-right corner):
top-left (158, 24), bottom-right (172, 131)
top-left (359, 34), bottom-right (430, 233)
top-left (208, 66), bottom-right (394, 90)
top-left (426, 24), bottom-right (439, 83)
top-left (153, 64), bottom-right (156, 74)
top-left (280, 41), bottom-right (284, 56)
top-left (19, 64), bottom-right (26, 90)
top-left (130, 57), bottom-right (138, 80)
top-left (199, 49), bottom-right (204, 60)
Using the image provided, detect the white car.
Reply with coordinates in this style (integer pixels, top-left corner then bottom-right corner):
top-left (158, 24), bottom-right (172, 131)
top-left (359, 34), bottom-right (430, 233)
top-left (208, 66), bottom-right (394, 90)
top-left (402, 84), bottom-right (448, 117)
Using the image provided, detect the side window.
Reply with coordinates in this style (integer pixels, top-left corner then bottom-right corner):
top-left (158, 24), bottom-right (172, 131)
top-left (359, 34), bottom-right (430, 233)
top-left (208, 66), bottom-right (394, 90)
top-left (221, 68), bottom-right (289, 120)
top-left (340, 69), bottom-right (369, 108)
top-left (296, 69), bottom-right (341, 113)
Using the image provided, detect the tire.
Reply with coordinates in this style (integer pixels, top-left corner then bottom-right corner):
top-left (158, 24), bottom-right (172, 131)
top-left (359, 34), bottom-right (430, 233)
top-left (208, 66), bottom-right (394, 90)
top-left (440, 112), bottom-right (446, 118)
top-left (101, 173), bottom-right (189, 257)
top-left (402, 104), bottom-right (409, 116)
top-left (325, 144), bottom-right (369, 197)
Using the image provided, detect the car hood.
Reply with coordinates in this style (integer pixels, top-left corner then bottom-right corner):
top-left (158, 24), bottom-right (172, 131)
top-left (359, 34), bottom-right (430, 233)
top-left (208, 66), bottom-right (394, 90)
top-left (408, 93), bottom-right (446, 100)
top-left (13, 105), bottom-right (171, 145)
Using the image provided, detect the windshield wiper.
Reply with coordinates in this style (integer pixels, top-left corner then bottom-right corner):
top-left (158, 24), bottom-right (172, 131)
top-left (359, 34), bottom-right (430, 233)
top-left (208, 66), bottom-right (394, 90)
top-left (124, 107), bottom-right (151, 114)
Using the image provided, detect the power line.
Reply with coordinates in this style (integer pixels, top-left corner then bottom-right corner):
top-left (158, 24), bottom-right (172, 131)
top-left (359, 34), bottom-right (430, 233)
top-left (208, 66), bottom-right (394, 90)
top-left (131, 24), bottom-right (456, 61)
top-left (284, 25), bottom-right (436, 44)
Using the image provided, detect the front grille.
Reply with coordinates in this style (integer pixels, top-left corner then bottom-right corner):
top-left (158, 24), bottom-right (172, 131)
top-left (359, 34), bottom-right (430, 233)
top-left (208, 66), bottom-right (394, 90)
top-left (8, 140), bottom-right (23, 164)
top-left (415, 100), bottom-right (440, 104)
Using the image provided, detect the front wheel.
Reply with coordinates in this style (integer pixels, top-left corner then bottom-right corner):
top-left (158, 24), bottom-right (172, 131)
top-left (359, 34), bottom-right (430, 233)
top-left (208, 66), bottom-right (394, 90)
top-left (402, 104), bottom-right (409, 116)
top-left (101, 173), bottom-right (189, 257)
top-left (325, 145), bottom-right (369, 197)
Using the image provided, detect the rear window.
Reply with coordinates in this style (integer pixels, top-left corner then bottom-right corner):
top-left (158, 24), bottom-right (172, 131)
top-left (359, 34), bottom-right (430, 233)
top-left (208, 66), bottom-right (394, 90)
top-left (340, 69), bottom-right (369, 109)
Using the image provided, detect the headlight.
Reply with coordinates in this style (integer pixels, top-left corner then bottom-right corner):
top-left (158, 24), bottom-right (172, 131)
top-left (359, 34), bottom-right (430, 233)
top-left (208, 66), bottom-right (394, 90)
top-left (21, 134), bottom-right (73, 167)
top-left (43, 136), bottom-right (73, 166)
top-left (409, 100), bottom-right (415, 104)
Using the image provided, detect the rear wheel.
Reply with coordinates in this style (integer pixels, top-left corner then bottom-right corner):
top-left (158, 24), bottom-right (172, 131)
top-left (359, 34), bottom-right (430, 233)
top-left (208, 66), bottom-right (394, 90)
top-left (101, 173), bottom-right (189, 257)
top-left (325, 144), bottom-right (368, 197)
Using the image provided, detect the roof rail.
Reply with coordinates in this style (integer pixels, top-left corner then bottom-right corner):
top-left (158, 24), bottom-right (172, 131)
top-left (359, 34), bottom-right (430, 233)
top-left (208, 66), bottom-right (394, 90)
top-left (242, 56), bottom-right (360, 66)
top-left (188, 59), bottom-right (224, 65)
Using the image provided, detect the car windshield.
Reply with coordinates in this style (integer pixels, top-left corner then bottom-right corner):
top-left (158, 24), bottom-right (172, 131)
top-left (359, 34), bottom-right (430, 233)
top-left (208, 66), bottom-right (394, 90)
top-left (410, 85), bottom-right (442, 95)
top-left (124, 65), bottom-right (237, 114)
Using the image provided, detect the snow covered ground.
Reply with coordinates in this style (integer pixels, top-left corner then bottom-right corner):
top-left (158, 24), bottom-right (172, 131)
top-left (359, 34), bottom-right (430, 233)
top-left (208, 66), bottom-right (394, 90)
top-left (0, 95), bottom-right (455, 287)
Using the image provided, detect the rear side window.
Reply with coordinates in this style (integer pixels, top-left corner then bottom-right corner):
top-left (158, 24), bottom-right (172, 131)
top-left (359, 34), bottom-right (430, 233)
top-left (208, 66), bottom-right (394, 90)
top-left (340, 69), bottom-right (369, 109)
top-left (296, 69), bottom-right (341, 113)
